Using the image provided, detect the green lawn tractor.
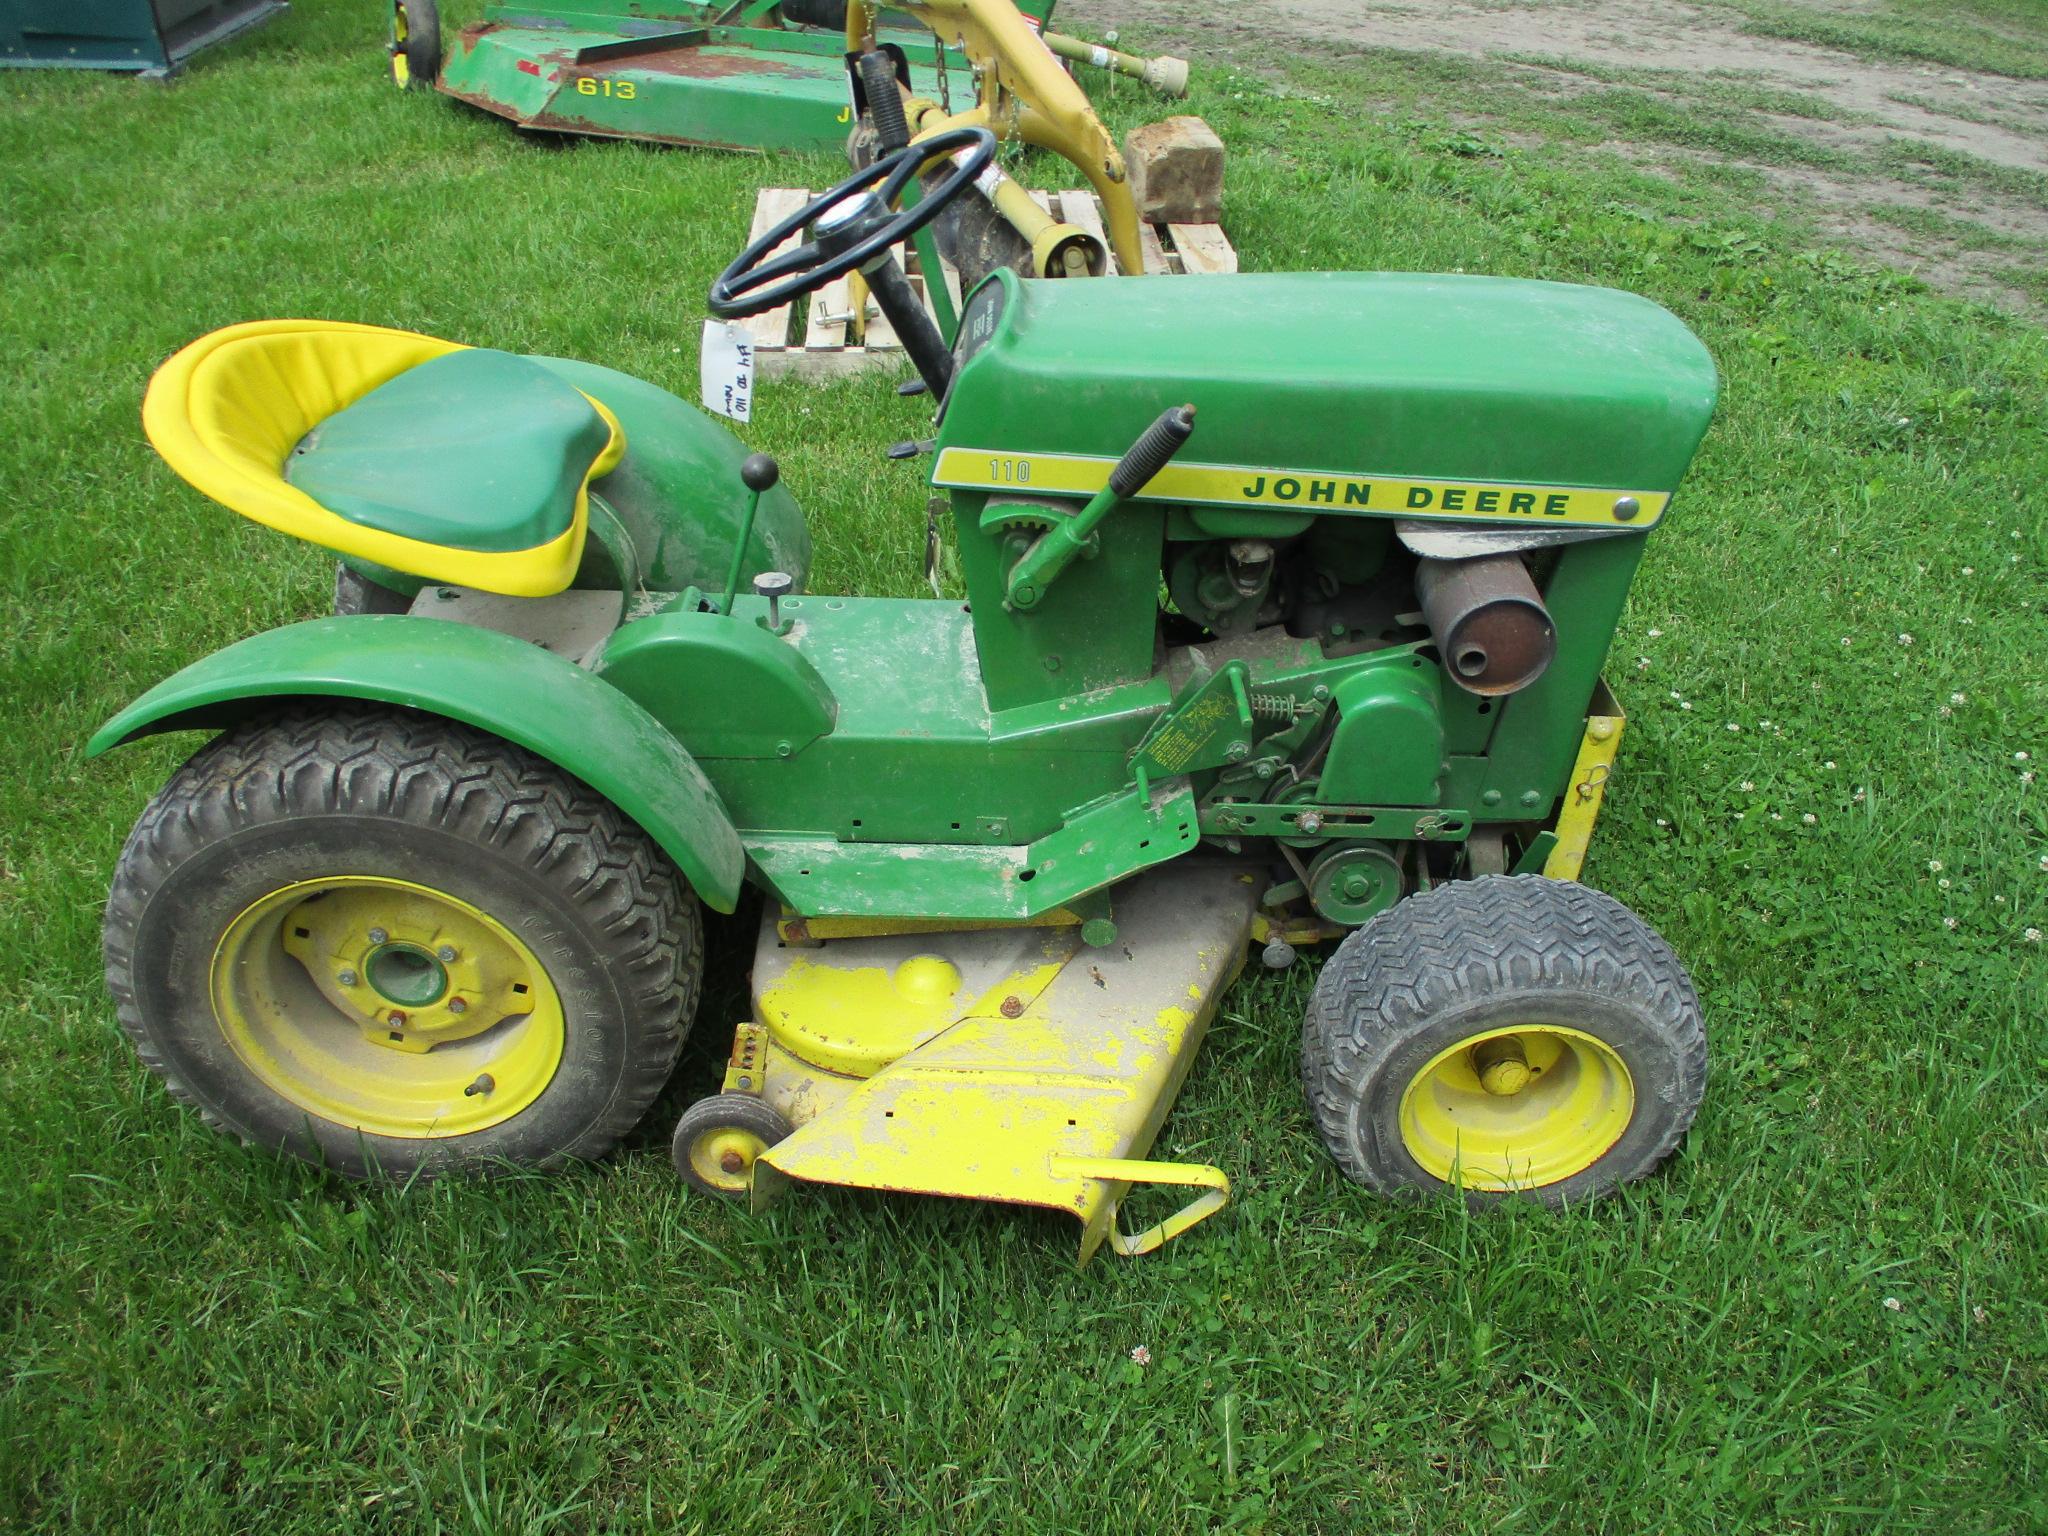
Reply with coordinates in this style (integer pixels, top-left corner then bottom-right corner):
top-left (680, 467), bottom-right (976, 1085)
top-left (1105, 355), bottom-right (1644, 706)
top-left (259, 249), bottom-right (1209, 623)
top-left (390, 0), bottom-right (1188, 281)
top-left (98, 131), bottom-right (1716, 1262)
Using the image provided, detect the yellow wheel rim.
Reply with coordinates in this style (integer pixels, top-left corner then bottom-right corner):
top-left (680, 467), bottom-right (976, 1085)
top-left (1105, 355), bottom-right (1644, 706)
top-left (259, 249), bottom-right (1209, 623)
top-left (390, 5), bottom-right (410, 87)
top-left (685, 1127), bottom-right (770, 1193)
top-left (1399, 1025), bottom-right (1634, 1190)
top-left (210, 876), bottom-right (565, 1138)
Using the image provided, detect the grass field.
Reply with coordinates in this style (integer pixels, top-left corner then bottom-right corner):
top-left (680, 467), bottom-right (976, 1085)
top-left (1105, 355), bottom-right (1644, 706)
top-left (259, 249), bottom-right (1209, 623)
top-left (2, 1), bottom-right (2044, 1530)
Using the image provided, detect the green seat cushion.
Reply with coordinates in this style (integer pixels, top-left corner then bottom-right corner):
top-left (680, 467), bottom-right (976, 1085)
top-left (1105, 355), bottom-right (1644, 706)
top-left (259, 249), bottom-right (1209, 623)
top-left (285, 348), bottom-right (612, 554)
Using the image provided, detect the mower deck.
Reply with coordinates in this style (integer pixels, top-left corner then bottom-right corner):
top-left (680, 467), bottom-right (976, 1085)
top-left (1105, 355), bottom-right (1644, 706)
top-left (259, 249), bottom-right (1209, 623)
top-left (738, 862), bottom-right (1260, 1262)
top-left (441, 18), bottom-right (949, 152)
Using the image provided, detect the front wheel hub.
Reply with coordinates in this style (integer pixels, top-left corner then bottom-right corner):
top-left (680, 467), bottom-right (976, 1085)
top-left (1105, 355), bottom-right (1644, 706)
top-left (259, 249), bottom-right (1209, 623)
top-left (279, 883), bottom-right (534, 1052)
top-left (1399, 1025), bottom-right (1634, 1190)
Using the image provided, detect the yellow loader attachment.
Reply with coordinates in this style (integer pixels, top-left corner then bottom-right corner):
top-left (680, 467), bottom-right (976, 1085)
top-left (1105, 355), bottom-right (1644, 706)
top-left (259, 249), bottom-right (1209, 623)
top-left (738, 865), bottom-right (1260, 1263)
top-left (846, 0), bottom-right (1144, 275)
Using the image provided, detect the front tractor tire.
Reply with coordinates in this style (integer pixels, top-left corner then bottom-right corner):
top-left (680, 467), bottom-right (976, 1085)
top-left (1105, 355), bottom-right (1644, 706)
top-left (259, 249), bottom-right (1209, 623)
top-left (1303, 875), bottom-right (1704, 1205)
top-left (103, 706), bottom-right (701, 1178)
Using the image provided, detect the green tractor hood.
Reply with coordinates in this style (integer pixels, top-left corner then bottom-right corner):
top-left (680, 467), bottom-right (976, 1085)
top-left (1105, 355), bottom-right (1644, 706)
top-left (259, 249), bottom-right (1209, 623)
top-left (933, 271), bottom-right (1718, 528)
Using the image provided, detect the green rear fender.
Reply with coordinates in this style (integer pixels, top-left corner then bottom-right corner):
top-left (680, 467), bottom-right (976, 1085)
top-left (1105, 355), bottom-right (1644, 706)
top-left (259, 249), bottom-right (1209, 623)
top-left (535, 357), bottom-right (812, 594)
top-left (88, 617), bottom-right (747, 912)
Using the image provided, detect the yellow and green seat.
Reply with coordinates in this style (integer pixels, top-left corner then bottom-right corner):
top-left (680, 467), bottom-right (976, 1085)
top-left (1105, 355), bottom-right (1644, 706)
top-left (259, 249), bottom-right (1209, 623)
top-left (142, 319), bottom-right (627, 597)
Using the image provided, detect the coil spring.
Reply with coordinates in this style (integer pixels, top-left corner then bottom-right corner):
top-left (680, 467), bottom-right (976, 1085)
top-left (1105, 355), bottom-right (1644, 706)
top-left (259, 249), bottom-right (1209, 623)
top-left (1249, 692), bottom-right (1307, 721)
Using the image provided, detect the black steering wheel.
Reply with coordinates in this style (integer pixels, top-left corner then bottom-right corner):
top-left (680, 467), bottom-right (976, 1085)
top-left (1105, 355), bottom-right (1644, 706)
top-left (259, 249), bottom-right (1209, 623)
top-left (708, 126), bottom-right (997, 320)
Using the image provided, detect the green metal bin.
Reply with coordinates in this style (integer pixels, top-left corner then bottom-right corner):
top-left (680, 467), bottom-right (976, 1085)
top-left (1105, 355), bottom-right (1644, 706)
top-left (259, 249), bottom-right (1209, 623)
top-left (1, 0), bottom-right (288, 76)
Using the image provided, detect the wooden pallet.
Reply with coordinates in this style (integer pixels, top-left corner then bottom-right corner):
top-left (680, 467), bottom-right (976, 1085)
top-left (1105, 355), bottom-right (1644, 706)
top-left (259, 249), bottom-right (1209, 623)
top-left (744, 187), bottom-right (1237, 380)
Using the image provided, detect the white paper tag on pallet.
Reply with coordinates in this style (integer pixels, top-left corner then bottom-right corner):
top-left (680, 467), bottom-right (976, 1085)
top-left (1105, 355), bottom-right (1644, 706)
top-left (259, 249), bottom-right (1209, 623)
top-left (699, 320), bottom-right (754, 422)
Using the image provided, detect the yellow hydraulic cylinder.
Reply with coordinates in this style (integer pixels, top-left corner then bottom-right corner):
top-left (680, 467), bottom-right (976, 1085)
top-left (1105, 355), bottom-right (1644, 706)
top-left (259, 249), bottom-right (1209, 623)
top-left (847, 0), bottom-right (1145, 274)
top-left (906, 99), bottom-right (1108, 278)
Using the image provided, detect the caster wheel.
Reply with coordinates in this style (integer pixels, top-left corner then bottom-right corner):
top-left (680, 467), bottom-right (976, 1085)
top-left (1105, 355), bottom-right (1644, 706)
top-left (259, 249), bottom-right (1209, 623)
top-left (673, 1093), bottom-right (793, 1195)
top-left (389, 0), bottom-right (441, 91)
top-left (1303, 875), bottom-right (1705, 1204)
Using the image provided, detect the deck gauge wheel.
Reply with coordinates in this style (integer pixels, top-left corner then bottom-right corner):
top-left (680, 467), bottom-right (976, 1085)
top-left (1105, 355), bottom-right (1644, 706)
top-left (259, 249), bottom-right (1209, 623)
top-left (673, 1094), bottom-right (794, 1196)
top-left (389, 0), bottom-right (441, 91)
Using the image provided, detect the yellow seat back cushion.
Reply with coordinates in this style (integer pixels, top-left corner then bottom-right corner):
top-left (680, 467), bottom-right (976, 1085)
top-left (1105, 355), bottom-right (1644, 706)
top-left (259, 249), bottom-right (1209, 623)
top-left (142, 320), bottom-right (626, 597)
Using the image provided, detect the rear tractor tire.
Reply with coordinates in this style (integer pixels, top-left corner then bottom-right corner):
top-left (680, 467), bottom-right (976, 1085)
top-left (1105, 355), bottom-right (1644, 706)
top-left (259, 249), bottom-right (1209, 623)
top-left (389, 0), bottom-right (441, 91)
top-left (103, 705), bottom-right (701, 1177)
top-left (1303, 875), bottom-right (1704, 1204)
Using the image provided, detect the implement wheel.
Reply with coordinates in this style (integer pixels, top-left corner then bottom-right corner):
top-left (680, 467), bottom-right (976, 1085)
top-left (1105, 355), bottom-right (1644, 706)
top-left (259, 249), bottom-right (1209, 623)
top-left (389, 0), bottom-right (441, 91)
top-left (672, 1094), bottom-right (791, 1196)
top-left (1302, 875), bottom-right (1704, 1203)
top-left (104, 706), bottom-right (700, 1177)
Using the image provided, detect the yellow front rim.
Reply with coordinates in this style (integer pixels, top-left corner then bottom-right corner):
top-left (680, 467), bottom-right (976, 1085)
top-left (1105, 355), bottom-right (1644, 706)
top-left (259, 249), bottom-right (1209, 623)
top-left (1399, 1025), bottom-right (1634, 1190)
top-left (210, 877), bottom-right (565, 1139)
top-left (686, 1127), bottom-right (770, 1193)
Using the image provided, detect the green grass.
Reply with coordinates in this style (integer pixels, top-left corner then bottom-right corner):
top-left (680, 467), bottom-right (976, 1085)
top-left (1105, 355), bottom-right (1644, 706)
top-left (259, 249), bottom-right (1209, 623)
top-left (3, 4), bottom-right (2046, 1533)
top-left (1705, 0), bottom-right (2048, 79)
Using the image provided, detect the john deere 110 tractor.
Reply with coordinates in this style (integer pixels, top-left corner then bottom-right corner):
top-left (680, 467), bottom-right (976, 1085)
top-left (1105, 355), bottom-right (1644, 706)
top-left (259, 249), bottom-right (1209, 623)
top-left (98, 130), bottom-right (1714, 1261)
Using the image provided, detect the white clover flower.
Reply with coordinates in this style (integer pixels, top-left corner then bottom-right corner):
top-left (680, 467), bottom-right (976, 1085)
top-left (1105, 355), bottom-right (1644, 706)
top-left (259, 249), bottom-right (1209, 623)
top-left (1939, 706), bottom-right (1953, 719)
top-left (1929, 859), bottom-right (1943, 872)
top-left (1943, 916), bottom-right (1959, 930)
top-left (1129, 1344), bottom-right (1151, 1366)
top-left (1937, 878), bottom-right (1950, 890)
top-left (1853, 788), bottom-right (1867, 804)
top-left (1962, 566), bottom-right (1975, 576)
top-left (1656, 818), bottom-right (1670, 827)
top-left (1884, 1297), bottom-right (1904, 1311)
top-left (1898, 634), bottom-right (1914, 646)
top-left (1638, 656), bottom-right (1651, 669)
top-left (1680, 701), bottom-right (1692, 711)
top-left (1741, 780), bottom-right (1755, 792)
top-left (1732, 810), bottom-right (1745, 820)
top-left (1648, 627), bottom-right (1663, 638)
top-left (1951, 692), bottom-right (1967, 705)
top-left (2026, 928), bottom-right (2043, 943)
top-left (1726, 722), bottom-right (1741, 732)
top-left (2018, 752), bottom-right (2032, 763)
top-left (1770, 812), bottom-right (1783, 822)
top-left (1840, 637), bottom-right (1852, 647)
top-left (2037, 855), bottom-right (2048, 872)
top-left (2025, 772), bottom-right (2037, 785)
top-left (1824, 760), bottom-right (1836, 770)
top-left (1802, 813), bottom-right (1817, 825)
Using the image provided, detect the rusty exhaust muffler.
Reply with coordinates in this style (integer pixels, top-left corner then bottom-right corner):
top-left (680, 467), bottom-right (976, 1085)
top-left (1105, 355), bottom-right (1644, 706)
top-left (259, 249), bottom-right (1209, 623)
top-left (1415, 555), bottom-right (1557, 696)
